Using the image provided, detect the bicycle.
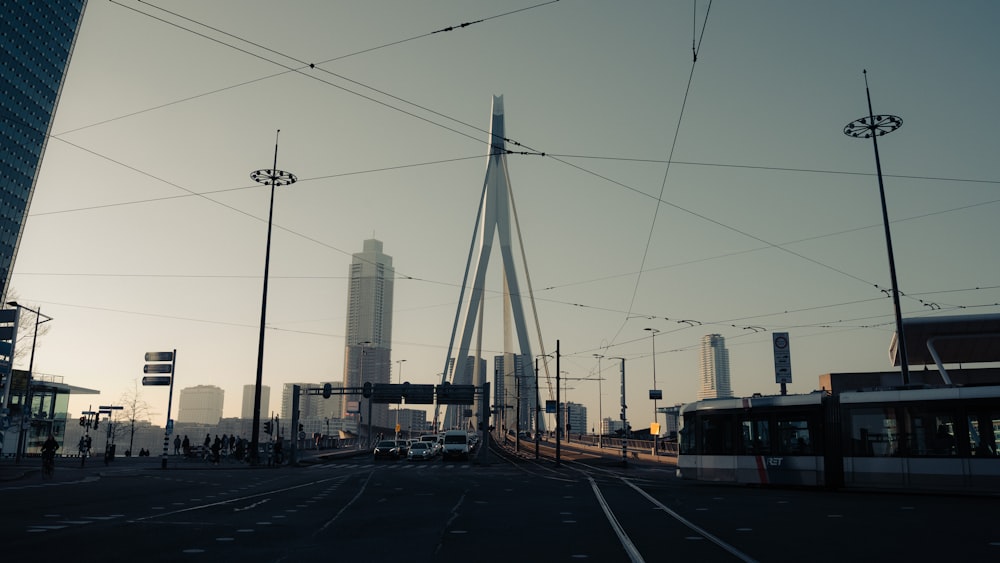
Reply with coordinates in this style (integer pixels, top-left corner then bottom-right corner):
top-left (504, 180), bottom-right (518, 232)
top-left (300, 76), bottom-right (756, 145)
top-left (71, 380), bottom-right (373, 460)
top-left (42, 450), bottom-right (55, 479)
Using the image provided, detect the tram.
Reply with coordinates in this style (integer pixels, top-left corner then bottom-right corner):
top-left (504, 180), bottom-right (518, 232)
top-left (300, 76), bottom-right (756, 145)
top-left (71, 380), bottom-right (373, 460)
top-left (677, 384), bottom-right (1000, 493)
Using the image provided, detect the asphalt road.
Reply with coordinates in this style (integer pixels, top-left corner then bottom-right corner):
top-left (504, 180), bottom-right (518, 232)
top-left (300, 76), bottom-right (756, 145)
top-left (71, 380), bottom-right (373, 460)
top-left (1, 448), bottom-right (998, 562)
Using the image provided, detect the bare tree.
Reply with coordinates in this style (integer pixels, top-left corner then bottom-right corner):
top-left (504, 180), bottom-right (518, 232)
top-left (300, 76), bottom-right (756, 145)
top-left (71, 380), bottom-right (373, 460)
top-left (118, 379), bottom-right (152, 456)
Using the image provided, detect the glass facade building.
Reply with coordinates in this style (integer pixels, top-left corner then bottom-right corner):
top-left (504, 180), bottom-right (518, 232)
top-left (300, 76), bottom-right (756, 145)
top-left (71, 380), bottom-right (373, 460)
top-left (0, 0), bottom-right (88, 301)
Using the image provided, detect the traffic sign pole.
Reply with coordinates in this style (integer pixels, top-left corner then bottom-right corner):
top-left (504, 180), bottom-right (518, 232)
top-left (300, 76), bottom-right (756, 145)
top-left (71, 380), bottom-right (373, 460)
top-left (161, 349), bottom-right (177, 469)
top-left (144, 350), bottom-right (176, 469)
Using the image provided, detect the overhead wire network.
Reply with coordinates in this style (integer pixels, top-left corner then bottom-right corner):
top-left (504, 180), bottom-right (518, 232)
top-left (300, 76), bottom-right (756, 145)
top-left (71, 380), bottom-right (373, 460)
top-left (20, 2), bottom-right (999, 367)
top-left (48, 0), bottom-right (993, 319)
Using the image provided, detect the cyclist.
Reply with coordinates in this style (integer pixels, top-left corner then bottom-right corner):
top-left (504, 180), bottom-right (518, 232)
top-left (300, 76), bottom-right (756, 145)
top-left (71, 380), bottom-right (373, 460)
top-left (41, 433), bottom-right (59, 477)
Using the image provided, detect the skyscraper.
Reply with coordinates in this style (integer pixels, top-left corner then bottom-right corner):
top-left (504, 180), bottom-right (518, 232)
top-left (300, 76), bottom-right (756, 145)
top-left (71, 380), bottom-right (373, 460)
top-left (342, 239), bottom-right (394, 429)
top-left (241, 384), bottom-right (269, 420)
top-left (698, 334), bottom-right (732, 400)
top-left (0, 1), bottom-right (88, 301)
top-left (177, 385), bottom-right (225, 425)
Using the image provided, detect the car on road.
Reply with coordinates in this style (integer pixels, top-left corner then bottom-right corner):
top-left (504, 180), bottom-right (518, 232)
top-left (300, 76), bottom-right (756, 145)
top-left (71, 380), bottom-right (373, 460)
top-left (441, 429), bottom-right (471, 461)
top-left (419, 434), bottom-right (442, 456)
top-left (406, 441), bottom-right (435, 461)
top-left (373, 439), bottom-right (401, 459)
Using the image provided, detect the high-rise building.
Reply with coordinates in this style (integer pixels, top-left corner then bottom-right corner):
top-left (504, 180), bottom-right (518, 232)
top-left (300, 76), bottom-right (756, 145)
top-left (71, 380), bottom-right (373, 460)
top-left (342, 239), bottom-right (394, 429)
top-left (698, 334), bottom-right (732, 399)
top-left (0, 1), bottom-right (88, 301)
top-left (177, 385), bottom-right (224, 425)
top-left (241, 384), bottom-right (269, 420)
top-left (564, 401), bottom-right (587, 438)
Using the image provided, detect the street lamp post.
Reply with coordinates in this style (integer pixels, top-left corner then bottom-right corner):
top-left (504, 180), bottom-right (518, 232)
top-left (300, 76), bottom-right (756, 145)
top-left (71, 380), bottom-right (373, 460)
top-left (6, 301), bottom-right (52, 464)
top-left (248, 131), bottom-right (297, 465)
top-left (610, 357), bottom-right (627, 467)
top-left (593, 354), bottom-right (604, 449)
top-left (515, 367), bottom-right (521, 453)
top-left (555, 340), bottom-right (561, 467)
top-left (843, 70), bottom-right (909, 385)
top-left (644, 327), bottom-right (660, 455)
top-left (533, 357), bottom-right (545, 460)
top-left (560, 371), bottom-right (570, 444)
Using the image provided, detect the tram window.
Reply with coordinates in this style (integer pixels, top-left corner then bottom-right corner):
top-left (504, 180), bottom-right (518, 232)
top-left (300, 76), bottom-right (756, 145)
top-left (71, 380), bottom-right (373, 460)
top-left (740, 418), bottom-right (771, 455)
top-left (700, 415), bottom-right (734, 454)
top-left (776, 417), bottom-right (811, 455)
top-left (908, 408), bottom-right (956, 456)
top-left (679, 422), bottom-right (696, 455)
top-left (967, 410), bottom-right (999, 457)
top-left (847, 407), bottom-right (899, 457)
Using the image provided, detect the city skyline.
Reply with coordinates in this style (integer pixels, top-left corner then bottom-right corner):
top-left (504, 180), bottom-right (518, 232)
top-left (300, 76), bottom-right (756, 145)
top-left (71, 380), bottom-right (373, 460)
top-left (5, 2), bottom-right (998, 431)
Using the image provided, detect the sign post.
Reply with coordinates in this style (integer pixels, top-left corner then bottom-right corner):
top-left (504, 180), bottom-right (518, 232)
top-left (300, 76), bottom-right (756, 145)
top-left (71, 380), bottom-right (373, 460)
top-left (144, 350), bottom-right (176, 469)
top-left (772, 332), bottom-right (792, 395)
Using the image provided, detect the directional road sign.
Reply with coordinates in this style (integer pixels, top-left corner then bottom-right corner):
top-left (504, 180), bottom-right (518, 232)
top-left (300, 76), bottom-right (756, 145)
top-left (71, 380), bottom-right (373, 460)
top-left (145, 351), bottom-right (174, 362)
top-left (144, 363), bottom-right (173, 374)
top-left (142, 375), bottom-right (172, 386)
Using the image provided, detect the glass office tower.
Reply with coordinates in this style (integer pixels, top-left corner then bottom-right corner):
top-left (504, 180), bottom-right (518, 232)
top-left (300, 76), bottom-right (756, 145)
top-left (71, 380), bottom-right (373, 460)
top-left (0, 0), bottom-right (88, 300)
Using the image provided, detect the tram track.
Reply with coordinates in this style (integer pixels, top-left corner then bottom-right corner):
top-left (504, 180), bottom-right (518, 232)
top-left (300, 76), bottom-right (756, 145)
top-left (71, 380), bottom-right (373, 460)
top-left (490, 437), bottom-right (759, 562)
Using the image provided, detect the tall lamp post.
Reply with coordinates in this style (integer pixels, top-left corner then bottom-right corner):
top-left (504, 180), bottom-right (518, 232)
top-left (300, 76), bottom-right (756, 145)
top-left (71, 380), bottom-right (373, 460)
top-left (248, 131), bottom-right (297, 465)
top-left (6, 301), bottom-right (52, 464)
top-left (843, 70), bottom-right (909, 385)
top-left (593, 353), bottom-right (604, 448)
top-left (555, 340), bottom-right (561, 467)
top-left (610, 357), bottom-right (627, 467)
top-left (395, 359), bottom-right (406, 437)
top-left (644, 327), bottom-right (660, 454)
top-left (534, 356), bottom-right (551, 460)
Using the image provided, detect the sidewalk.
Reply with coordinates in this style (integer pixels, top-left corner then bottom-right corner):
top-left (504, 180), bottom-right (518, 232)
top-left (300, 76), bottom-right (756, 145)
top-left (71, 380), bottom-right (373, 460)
top-left (0, 447), bottom-right (364, 483)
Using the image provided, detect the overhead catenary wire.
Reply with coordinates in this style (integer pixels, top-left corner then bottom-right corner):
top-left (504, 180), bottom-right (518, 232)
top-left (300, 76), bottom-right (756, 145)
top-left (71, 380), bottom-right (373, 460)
top-left (20, 3), bottom-right (997, 362)
top-left (47, 2), bottom-right (991, 316)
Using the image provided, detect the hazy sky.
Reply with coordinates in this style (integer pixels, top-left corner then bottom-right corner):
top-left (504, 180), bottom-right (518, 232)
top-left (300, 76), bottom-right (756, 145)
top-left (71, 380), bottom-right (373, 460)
top-left (14, 1), bottom-right (1000, 429)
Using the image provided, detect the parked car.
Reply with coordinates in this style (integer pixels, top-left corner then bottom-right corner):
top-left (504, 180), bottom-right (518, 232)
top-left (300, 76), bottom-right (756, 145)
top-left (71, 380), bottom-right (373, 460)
top-left (406, 441), bottom-right (435, 461)
top-left (373, 439), bottom-right (401, 459)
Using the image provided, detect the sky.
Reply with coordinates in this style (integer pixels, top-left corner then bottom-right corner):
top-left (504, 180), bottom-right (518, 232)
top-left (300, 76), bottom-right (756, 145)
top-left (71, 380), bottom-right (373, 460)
top-left (13, 0), bottom-right (1000, 430)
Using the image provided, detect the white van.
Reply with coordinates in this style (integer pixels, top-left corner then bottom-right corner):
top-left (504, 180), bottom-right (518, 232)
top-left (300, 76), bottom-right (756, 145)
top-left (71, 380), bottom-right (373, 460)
top-left (441, 429), bottom-right (471, 460)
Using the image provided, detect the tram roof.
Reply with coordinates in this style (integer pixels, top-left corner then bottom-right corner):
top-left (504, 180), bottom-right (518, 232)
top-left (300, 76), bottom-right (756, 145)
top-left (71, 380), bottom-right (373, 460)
top-left (890, 313), bottom-right (1000, 367)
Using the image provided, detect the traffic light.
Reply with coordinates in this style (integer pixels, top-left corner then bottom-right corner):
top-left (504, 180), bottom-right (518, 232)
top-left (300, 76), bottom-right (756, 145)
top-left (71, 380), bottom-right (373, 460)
top-left (362, 381), bottom-right (372, 398)
top-left (263, 420), bottom-right (272, 434)
top-left (298, 423), bottom-right (304, 432)
top-left (323, 382), bottom-right (332, 399)
top-left (79, 416), bottom-right (85, 426)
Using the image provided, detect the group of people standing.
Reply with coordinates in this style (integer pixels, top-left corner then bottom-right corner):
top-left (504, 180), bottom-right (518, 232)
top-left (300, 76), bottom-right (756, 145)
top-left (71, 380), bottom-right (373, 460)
top-left (173, 433), bottom-right (248, 464)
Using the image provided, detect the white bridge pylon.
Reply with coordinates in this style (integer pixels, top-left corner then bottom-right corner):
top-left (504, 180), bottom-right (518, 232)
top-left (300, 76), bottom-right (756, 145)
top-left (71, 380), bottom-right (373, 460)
top-left (435, 95), bottom-right (553, 432)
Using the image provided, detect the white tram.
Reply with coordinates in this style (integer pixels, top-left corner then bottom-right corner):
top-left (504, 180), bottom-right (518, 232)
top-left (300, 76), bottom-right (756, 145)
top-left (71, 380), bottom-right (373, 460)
top-left (677, 384), bottom-right (1000, 493)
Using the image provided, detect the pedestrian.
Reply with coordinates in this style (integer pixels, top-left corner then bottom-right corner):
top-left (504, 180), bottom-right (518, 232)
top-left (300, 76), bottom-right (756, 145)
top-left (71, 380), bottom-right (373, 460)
top-left (221, 434), bottom-right (229, 457)
top-left (174, 434), bottom-right (181, 456)
top-left (203, 433), bottom-right (211, 460)
top-left (182, 435), bottom-right (190, 457)
top-left (211, 435), bottom-right (222, 465)
top-left (234, 436), bottom-right (245, 462)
